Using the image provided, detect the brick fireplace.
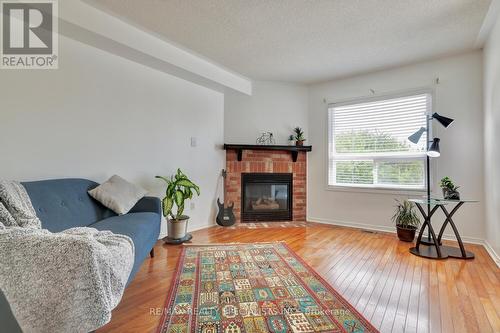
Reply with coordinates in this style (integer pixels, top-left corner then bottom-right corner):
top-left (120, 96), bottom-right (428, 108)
top-left (224, 146), bottom-right (308, 222)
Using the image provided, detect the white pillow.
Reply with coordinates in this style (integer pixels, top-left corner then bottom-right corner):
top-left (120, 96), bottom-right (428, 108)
top-left (88, 175), bottom-right (147, 215)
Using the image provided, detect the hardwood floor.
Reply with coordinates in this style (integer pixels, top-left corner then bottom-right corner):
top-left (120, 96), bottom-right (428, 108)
top-left (97, 222), bottom-right (500, 333)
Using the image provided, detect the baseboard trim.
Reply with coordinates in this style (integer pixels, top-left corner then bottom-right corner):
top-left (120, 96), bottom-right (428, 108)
top-left (307, 216), bottom-right (499, 267)
top-left (308, 216), bottom-right (394, 234)
top-left (158, 222), bottom-right (217, 239)
top-left (483, 239), bottom-right (500, 268)
top-left (188, 222), bottom-right (217, 233)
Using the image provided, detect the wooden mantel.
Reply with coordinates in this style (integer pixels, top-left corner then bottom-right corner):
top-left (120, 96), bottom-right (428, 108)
top-left (223, 144), bottom-right (312, 162)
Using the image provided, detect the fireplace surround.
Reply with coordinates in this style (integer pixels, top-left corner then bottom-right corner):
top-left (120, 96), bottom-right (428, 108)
top-left (224, 145), bottom-right (310, 223)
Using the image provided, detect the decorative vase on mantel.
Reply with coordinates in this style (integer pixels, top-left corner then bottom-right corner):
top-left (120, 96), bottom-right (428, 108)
top-left (295, 140), bottom-right (304, 146)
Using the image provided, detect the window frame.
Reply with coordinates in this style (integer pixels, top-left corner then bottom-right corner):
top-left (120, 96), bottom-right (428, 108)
top-left (326, 89), bottom-right (434, 194)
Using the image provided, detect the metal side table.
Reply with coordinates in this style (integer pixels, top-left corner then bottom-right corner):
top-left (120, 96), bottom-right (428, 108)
top-left (409, 198), bottom-right (477, 260)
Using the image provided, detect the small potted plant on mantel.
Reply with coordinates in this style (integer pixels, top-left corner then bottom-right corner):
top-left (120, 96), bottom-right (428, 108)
top-left (293, 127), bottom-right (306, 146)
top-left (392, 200), bottom-right (420, 242)
top-left (156, 169), bottom-right (200, 243)
top-left (440, 176), bottom-right (460, 200)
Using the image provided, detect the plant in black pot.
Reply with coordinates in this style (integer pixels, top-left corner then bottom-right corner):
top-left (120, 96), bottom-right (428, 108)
top-left (440, 176), bottom-right (460, 200)
top-left (156, 169), bottom-right (200, 242)
top-left (392, 200), bottom-right (420, 242)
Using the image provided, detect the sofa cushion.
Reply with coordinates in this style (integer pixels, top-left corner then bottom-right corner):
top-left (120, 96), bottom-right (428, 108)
top-left (88, 175), bottom-right (147, 215)
top-left (89, 212), bottom-right (161, 283)
top-left (22, 179), bottom-right (115, 232)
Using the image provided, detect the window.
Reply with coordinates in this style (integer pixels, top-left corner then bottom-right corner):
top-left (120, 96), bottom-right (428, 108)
top-left (328, 93), bottom-right (430, 190)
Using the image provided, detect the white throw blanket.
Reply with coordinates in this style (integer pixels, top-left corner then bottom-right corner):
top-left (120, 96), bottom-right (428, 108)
top-left (0, 181), bottom-right (41, 229)
top-left (0, 181), bottom-right (135, 333)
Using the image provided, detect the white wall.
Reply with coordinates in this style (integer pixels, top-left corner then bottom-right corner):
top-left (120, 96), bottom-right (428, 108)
top-left (224, 81), bottom-right (308, 144)
top-left (0, 35), bottom-right (225, 237)
top-left (483, 14), bottom-right (500, 260)
top-left (308, 52), bottom-right (485, 241)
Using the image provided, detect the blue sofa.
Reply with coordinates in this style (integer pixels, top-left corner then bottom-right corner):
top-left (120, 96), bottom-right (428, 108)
top-left (0, 178), bottom-right (162, 332)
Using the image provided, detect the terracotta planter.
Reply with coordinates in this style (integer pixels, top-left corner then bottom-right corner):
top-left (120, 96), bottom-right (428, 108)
top-left (396, 225), bottom-right (417, 242)
top-left (167, 215), bottom-right (189, 239)
top-left (295, 140), bottom-right (304, 146)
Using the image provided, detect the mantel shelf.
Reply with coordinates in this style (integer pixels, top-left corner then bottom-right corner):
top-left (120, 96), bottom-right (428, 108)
top-left (223, 144), bottom-right (312, 162)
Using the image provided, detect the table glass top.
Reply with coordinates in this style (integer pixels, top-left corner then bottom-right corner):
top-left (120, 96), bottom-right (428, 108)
top-left (409, 198), bottom-right (479, 205)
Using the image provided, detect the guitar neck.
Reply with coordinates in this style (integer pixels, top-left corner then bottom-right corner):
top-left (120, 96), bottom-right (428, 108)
top-left (222, 169), bottom-right (227, 202)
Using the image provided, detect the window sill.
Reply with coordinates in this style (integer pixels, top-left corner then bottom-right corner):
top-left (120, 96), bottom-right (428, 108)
top-left (326, 184), bottom-right (427, 196)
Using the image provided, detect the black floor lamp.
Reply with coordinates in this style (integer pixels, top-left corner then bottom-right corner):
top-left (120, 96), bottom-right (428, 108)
top-left (408, 113), bottom-right (454, 244)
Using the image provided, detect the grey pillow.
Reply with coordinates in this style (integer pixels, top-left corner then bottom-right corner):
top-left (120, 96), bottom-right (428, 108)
top-left (88, 175), bottom-right (147, 215)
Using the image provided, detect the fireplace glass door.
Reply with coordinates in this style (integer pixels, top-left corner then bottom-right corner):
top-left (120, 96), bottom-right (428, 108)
top-left (241, 173), bottom-right (292, 221)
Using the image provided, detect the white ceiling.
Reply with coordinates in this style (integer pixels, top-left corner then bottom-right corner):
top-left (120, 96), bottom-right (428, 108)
top-left (91, 0), bottom-right (491, 84)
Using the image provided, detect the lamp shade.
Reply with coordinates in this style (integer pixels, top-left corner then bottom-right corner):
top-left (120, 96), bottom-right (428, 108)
top-left (427, 138), bottom-right (441, 157)
top-left (408, 127), bottom-right (426, 144)
top-left (432, 113), bottom-right (454, 128)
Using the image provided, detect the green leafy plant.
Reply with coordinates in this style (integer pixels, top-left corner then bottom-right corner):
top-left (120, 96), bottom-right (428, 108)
top-left (288, 134), bottom-right (295, 141)
top-left (293, 127), bottom-right (306, 141)
top-left (440, 176), bottom-right (459, 191)
top-left (391, 200), bottom-right (420, 229)
top-left (155, 169), bottom-right (200, 220)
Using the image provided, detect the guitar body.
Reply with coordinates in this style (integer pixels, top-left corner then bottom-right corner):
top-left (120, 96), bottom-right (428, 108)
top-left (216, 198), bottom-right (236, 226)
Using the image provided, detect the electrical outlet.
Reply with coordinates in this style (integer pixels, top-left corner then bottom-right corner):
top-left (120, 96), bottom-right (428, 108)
top-left (190, 137), bottom-right (197, 147)
top-left (190, 202), bottom-right (195, 210)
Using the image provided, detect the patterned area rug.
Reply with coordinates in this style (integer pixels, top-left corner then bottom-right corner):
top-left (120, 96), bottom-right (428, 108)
top-left (157, 242), bottom-right (378, 333)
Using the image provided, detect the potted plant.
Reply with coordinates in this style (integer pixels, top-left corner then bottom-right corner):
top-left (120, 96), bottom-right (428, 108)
top-left (392, 200), bottom-right (420, 242)
top-left (440, 176), bottom-right (460, 200)
top-left (156, 169), bottom-right (200, 240)
top-left (293, 127), bottom-right (306, 146)
top-left (288, 134), bottom-right (295, 146)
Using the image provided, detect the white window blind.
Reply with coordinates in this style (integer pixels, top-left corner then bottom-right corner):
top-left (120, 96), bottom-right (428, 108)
top-left (328, 93), bottom-right (430, 190)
